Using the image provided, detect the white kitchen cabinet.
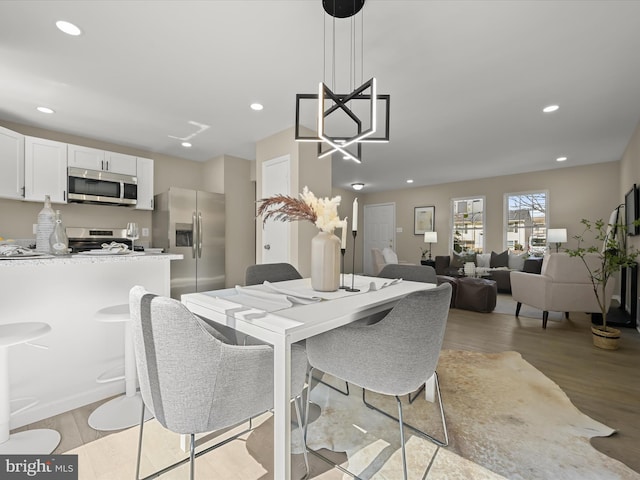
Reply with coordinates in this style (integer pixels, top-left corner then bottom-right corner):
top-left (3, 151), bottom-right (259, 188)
top-left (105, 151), bottom-right (137, 176)
top-left (135, 157), bottom-right (154, 210)
top-left (24, 136), bottom-right (67, 203)
top-left (0, 125), bottom-right (25, 200)
top-left (68, 144), bottom-right (137, 176)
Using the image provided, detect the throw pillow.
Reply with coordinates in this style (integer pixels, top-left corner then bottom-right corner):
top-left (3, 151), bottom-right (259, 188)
top-left (450, 251), bottom-right (465, 268)
top-left (476, 253), bottom-right (491, 268)
top-left (451, 251), bottom-right (477, 268)
top-left (382, 247), bottom-right (398, 264)
top-left (490, 250), bottom-right (509, 268)
top-left (508, 252), bottom-right (526, 271)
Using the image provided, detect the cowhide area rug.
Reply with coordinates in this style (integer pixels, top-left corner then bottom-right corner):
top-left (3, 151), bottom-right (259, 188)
top-left (67, 350), bottom-right (639, 480)
top-left (302, 350), bottom-right (639, 480)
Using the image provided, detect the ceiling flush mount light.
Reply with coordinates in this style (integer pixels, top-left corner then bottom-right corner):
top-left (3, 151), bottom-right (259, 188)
top-left (36, 106), bottom-right (55, 114)
top-left (250, 103), bottom-right (263, 111)
top-left (351, 183), bottom-right (364, 190)
top-left (543, 104), bottom-right (559, 113)
top-left (56, 20), bottom-right (82, 36)
top-left (294, 0), bottom-right (390, 164)
top-left (406, 179), bottom-right (414, 184)
top-left (181, 142), bottom-right (192, 148)
top-left (556, 156), bottom-right (568, 162)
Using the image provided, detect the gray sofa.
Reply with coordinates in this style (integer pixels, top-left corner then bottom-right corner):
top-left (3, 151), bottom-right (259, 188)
top-left (435, 251), bottom-right (542, 293)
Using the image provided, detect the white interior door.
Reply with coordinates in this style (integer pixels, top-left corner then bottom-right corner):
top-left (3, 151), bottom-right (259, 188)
top-left (363, 203), bottom-right (396, 276)
top-left (261, 155), bottom-right (290, 264)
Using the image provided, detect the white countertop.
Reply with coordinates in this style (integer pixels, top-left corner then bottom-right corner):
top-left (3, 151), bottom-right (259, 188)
top-left (0, 252), bottom-right (183, 267)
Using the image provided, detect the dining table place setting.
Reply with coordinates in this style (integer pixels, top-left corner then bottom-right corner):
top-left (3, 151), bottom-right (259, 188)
top-left (77, 241), bottom-right (143, 256)
top-left (197, 275), bottom-right (406, 315)
top-left (0, 243), bottom-right (52, 259)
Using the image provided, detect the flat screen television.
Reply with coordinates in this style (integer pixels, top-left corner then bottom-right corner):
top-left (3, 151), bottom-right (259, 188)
top-left (625, 184), bottom-right (639, 236)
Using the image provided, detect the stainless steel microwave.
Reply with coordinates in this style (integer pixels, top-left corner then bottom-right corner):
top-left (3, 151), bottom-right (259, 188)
top-left (67, 167), bottom-right (137, 206)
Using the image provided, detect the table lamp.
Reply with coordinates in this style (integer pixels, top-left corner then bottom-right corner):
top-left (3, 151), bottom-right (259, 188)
top-left (547, 228), bottom-right (567, 253)
top-left (423, 231), bottom-right (438, 260)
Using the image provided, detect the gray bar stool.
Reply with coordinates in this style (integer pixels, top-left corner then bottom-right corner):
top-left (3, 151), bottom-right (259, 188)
top-left (88, 304), bottom-right (152, 431)
top-left (0, 322), bottom-right (60, 454)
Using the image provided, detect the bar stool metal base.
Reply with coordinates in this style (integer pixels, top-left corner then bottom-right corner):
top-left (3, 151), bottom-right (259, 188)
top-left (88, 393), bottom-right (152, 431)
top-left (0, 429), bottom-right (60, 454)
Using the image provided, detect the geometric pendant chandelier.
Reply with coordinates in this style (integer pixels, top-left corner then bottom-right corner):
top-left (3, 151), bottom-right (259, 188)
top-left (294, 0), bottom-right (390, 164)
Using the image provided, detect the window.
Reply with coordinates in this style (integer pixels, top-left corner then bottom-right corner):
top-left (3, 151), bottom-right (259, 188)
top-left (452, 197), bottom-right (485, 253)
top-left (505, 191), bottom-right (547, 254)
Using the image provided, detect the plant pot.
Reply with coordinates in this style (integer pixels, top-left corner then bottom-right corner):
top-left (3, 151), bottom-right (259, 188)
top-left (591, 325), bottom-right (620, 350)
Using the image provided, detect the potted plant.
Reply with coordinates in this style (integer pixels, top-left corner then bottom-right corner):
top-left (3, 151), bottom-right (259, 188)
top-left (420, 247), bottom-right (430, 265)
top-left (565, 218), bottom-right (640, 350)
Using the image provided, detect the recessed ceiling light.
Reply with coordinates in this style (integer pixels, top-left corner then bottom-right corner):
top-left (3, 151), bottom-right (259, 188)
top-left (406, 179), bottom-right (414, 184)
top-left (556, 156), bottom-right (567, 162)
top-left (250, 103), bottom-right (263, 111)
top-left (36, 106), bottom-right (55, 114)
top-left (351, 183), bottom-right (364, 191)
top-left (543, 104), bottom-right (559, 113)
top-left (181, 142), bottom-right (192, 148)
top-left (56, 20), bottom-right (82, 36)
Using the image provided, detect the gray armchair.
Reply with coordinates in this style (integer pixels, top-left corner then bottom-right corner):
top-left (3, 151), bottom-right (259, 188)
top-left (129, 286), bottom-right (308, 480)
top-left (305, 283), bottom-right (452, 480)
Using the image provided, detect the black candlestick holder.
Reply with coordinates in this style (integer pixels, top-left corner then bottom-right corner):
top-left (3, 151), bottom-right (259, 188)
top-left (340, 248), bottom-right (347, 289)
top-left (346, 230), bottom-right (360, 292)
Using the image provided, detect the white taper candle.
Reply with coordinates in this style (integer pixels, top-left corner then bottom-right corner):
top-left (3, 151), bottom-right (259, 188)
top-left (341, 218), bottom-right (348, 248)
top-left (352, 198), bottom-right (358, 232)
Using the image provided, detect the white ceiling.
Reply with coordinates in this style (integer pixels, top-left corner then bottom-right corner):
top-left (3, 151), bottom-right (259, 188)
top-left (1, 0), bottom-right (640, 193)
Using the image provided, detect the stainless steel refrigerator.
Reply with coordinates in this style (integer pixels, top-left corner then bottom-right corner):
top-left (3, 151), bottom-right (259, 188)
top-left (152, 187), bottom-right (225, 299)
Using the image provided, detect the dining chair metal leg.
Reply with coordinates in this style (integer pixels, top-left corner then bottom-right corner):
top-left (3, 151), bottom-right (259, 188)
top-left (135, 403), bottom-right (256, 480)
top-left (362, 372), bottom-right (448, 447)
top-left (313, 374), bottom-right (350, 396)
top-left (189, 433), bottom-right (195, 480)
top-left (395, 395), bottom-right (408, 480)
top-left (293, 396), bottom-right (310, 479)
top-left (407, 384), bottom-right (425, 404)
top-left (135, 403), bottom-right (145, 480)
top-left (304, 367), bottom-right (362, 479)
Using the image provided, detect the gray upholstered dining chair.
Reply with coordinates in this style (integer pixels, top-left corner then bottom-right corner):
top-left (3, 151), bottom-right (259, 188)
top-left (245, 262), bottom-right (350, 397)
top-left (245, 262), bottom-right (303, 285)
top-left (378, 263), bottom-right (437, 284)
top-left (129, 286), bottom-right (309, 480)
top-left (305, 283), bottom-right (452, 480)
top-left (357, 263), bottom-right (439, 330)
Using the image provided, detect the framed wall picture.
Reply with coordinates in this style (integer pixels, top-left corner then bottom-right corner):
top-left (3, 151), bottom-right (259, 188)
top-left (414, 206), bottom-right (435, 235)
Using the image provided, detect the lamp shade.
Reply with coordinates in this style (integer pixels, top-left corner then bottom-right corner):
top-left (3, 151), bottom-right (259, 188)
top-left (547, 228), bottom-right (567, 243)
top-left (424, 231), bottom-right (438, 243)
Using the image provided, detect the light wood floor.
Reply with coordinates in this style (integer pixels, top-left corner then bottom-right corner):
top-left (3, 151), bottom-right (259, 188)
top-left (14, 294), bottom-right (640, 475)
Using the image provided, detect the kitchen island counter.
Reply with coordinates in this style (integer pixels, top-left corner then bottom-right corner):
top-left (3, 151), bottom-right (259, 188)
top-left (0, 252), bottom-right (182, 267)
top-left (0, 252), bottom-right (182, 429)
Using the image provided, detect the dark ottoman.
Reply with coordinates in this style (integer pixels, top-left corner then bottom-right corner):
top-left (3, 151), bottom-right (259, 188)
top-left (437, 275), bottom-right (458, 308)
top-left (456, 277), bottom-right (497, 313)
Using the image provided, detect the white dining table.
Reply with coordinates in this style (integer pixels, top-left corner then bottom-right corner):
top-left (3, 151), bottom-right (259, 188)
top-left (181, 274), bottom-right (435, 480)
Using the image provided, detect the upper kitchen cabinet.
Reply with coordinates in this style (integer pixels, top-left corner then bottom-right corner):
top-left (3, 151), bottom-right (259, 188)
top-left (0, 125), bottom-right (25, 200)
top-left (135, 157), bottom-right (154, 210)
top-left (24, 136), bottom-right (68, 203)
top-left (67, 144), bottom-right (137, 176)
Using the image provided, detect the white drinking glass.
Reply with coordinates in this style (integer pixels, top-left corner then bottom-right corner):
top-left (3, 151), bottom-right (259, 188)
top-left (126, 222), bottom-right (139, 251)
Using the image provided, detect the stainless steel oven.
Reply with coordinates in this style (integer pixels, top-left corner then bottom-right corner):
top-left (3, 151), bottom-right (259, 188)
top-left (67, 167), bottom-right (137, 206)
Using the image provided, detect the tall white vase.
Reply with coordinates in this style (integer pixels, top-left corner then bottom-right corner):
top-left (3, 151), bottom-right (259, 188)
top-left (311, 231), bottom-right (340, 292)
